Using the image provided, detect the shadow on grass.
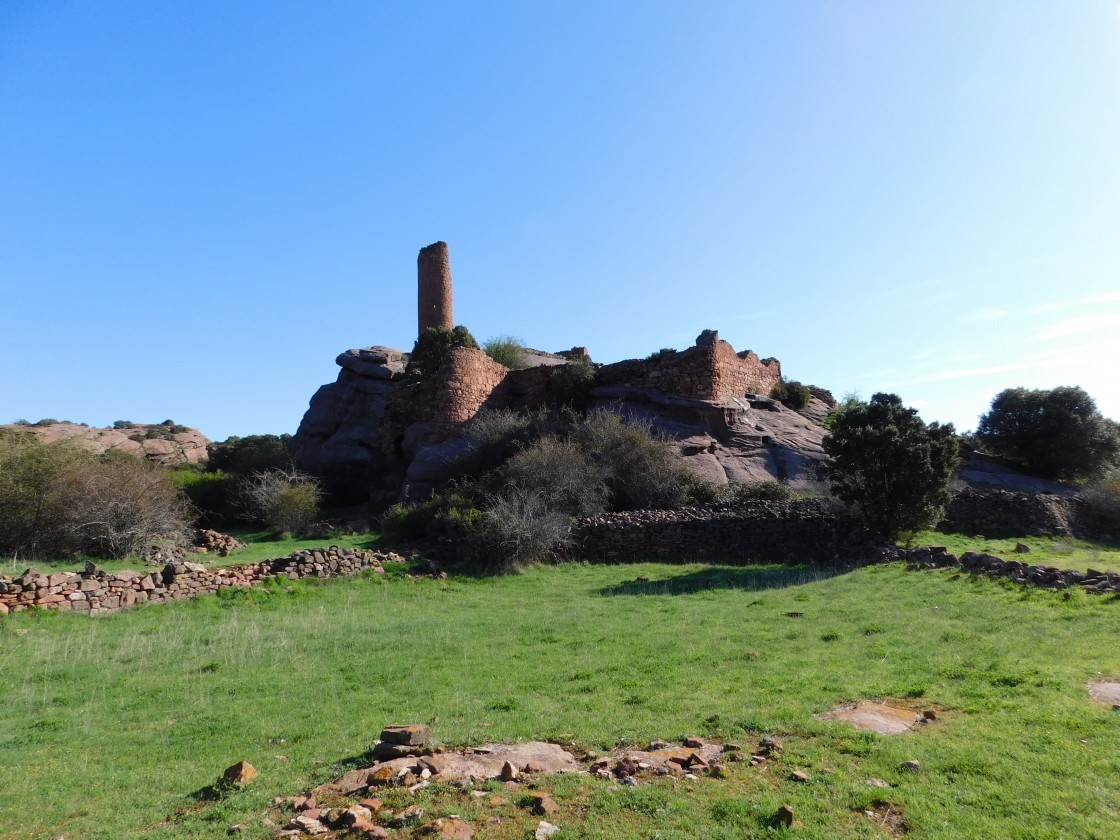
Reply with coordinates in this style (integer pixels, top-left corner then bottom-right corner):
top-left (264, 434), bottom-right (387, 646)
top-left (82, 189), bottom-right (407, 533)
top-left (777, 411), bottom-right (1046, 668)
top-left (598, 564), bottom-right (844, 596)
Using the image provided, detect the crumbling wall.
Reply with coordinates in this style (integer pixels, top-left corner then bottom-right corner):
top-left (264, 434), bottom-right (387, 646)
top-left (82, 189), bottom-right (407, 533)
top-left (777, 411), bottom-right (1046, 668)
top-left (597, 331), bottom-right (781, 402)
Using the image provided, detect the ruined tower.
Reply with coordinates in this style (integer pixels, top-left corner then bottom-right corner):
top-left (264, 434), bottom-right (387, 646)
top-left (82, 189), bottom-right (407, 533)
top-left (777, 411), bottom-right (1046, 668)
top-left (417, 241), bottom-right (454, 335)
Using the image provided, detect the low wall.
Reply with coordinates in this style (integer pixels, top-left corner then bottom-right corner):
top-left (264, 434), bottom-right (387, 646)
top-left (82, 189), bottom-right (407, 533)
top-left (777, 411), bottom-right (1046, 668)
top-left (905, 545), bottom-right (1120, 595)
top-left (571, 499), bottom-right (862, 565)
top-left (0, 546), bottom-right (398, 616)
top-left (940, 488), bottom-right (1085, 538)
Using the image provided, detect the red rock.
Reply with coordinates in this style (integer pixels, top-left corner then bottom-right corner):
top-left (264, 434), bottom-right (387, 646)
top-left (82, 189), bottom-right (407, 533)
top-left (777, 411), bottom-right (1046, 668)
top-left (776, 804), bottom-right (795, 827)
top-left (527, 793), bottom-right (559, 816)
top-left (418, 817), bottom-right (474, 838)
top-left (790, 770), bottom-right (810, 783)
top-left (359, 798), bottom-right (383, 812)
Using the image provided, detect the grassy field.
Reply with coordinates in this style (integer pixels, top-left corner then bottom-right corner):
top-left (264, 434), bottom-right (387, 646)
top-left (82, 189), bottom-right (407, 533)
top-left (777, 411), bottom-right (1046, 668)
top-left (3, 549), bottom-right (1120, 839)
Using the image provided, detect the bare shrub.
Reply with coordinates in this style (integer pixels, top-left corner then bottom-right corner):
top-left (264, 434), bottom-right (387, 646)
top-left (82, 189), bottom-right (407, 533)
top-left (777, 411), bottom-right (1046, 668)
top-left (465, 487), bottom-right (573, 571)
top-left (65, 454), bottom-right (193, 559)
top-left (1083, 468), bottom-right (1120, 530)
top-left (0, 431), bottom-right (192, 560)
top-left (239, 469), bottom-right (321, 536)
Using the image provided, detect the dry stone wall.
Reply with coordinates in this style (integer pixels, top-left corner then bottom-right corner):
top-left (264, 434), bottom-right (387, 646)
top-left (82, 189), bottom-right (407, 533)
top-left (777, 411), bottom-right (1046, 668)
top-left (940, 488), bottom-right (1085, 538)
top-left (0, 546), bottom-right (396, 616)
top-left (571, 499), bottom-right (861, 565)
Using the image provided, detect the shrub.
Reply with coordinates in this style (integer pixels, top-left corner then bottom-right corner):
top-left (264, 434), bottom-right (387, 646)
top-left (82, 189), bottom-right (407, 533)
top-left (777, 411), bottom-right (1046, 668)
top-left (548, 355), bottom-right (597, 410)
top-left (464, 487), bottom-right (573, 571)
top-left (33, 418), bottom-right (60, 426)
top-left (380, 490), bottom-right (484, 540)
top-left (645, 348), bottom-right (678, 361)
top-left (173, 468), bottom-right (237, 526)
top-left (716, 480), bottom-right (793, 504)
top-left (570, 409), bottom-right (697, 510)
top-left (771, 379), bottom-right (812, 411)
top-left (0, 431), bottom-right (192, 559)
top-left (1082, 469), bottom-right (1120, 531)
top-left (238, 469), bottom-right (321, 536)
top-left (405, 325), bottom-right (479, 379)
top-left (112, 420), bottom-right (134, 429)
top-left (64, 453), bottom-right (193, 559)
top-left (486, 436), bottom-right (609, 517)
top-left (207, 434), bottom-right (293, 475)
top-left (483, 335), bottom-right (528, 370)
top-left (976, 386), bottom-right (1120, 481)
top-left (823, 392), bottom-right (960, 541)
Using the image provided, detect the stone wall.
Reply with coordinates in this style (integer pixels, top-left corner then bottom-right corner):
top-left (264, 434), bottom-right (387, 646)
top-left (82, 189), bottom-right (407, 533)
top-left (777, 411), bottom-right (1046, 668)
top-left (571, 499), bottom-right (861, 565)
top-left (0, 546), bottom-right (397, 617)
top-left (433, 347), bottom-right (511, 429)
top-left (597, 331), bottom-right (781, 403)
top-left (939, 488), bottom-right (1085, 538)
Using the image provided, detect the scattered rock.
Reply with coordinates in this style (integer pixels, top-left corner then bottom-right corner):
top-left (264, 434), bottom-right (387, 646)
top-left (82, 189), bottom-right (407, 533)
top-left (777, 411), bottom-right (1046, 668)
top-left (535, 821), bottom-right (561, 840)
top-left (900, 760), bottom-right (921, 772)
top-left (865, 778), bottom-right (891, 788)
top-left (222, 761), bottom-right (257, 785)
top-left (527, 794), bottom-right (560, 816)
top-left (759, 737), bottom-right (783, 755)
top-left (1014, 542), bottom-right (1031, 554)
top-left (776, 804), bottom-right (795, 828)
top-left (790, 770), bottom-right (810, 783)
top-left (922, 709), bottom-right (938, 721)
top-left (500, 760), bottom-right (519, 782)
top-left (417, 817), bottom-right (474, 838)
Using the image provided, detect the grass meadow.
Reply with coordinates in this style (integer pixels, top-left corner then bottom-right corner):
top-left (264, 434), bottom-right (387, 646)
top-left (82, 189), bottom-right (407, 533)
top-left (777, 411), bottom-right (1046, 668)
top-left (2, 549), bottom-right (1120, 839)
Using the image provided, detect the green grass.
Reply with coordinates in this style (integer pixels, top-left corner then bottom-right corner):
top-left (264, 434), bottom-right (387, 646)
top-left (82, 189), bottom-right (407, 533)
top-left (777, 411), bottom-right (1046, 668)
top-left (2, 558), bottom-right (1120, 838)
top-left (0, 529), bottom-right (383, 576)
top-left (914, 531), bottom-right (1120, 573)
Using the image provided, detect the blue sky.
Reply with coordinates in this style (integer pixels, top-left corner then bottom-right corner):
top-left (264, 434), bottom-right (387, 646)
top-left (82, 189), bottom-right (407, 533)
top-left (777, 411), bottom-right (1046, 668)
top-left (2, 2), bottom-right (1118, 441)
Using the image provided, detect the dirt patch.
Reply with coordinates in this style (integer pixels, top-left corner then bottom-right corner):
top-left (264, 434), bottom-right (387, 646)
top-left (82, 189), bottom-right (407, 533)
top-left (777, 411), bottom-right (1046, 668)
top-left (819, 701), bottom-right (921, 735)
top-left (857, 800), bottom-right (909, 836)
top-left (1088, 680), bottom-right (1120, 705)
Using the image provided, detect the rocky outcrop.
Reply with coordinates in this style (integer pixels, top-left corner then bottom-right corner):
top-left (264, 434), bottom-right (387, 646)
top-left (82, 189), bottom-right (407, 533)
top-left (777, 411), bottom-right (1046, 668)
top-left (0, 422), bottom-right (210, 465)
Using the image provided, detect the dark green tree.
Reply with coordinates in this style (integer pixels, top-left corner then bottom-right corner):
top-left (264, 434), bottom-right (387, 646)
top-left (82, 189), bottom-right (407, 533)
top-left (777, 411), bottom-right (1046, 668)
top-left (976, 386), bottom-right (1120, 481)
top-left (405, 325), bottom-right (479, 379)
top-left (207, 434), bottom-right (293, 475)
top-left (823, 393), bottom-right (960, 540)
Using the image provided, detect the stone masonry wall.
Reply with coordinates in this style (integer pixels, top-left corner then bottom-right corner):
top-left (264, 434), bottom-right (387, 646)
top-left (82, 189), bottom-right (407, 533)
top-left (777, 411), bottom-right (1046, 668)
top-left (571, 499), bottom-right (860, 565)
top-left (939, 488), bottom-right (1086, 538)
top-left (0, 546), bottom-right (397, 617)
top-left (433, 347), bottom-right (510, 429)
top-left (597, 331), bottom-right (781, 403)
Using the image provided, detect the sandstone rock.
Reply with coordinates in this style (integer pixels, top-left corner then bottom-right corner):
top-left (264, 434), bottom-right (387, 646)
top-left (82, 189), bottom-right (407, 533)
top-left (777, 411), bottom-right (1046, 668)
top-left (790, 770), bottom-right (810, 783)
top-left (222, 761), bottom-right (257, 785)
top-left (0, 422), bottom-right (210, 465)
top-left (528, 794), bottom-right (560, 816)
top-left (380, 723), bottom-right (430, 746)
top-left (417, 817), bottom-right (474, 839)
top-left (901, 759), bottom-right (921, 772)
top-left (535, 821), bottom-right (561, 840)
top-left (776, 805), bottom-right (795, 828)
top-left (500, 760), bottom-right (519, 782)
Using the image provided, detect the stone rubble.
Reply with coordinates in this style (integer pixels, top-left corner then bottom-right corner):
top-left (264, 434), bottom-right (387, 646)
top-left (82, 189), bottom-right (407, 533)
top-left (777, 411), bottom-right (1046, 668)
top-left (0, 546), bottom-right (409, 616)
top-left (904, 545), bottom-right (1120, 594)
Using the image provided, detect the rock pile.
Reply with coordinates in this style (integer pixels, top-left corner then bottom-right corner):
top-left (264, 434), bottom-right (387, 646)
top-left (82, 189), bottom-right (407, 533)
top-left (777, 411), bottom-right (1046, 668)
top-left (904, 546), bottom-right (1120, 594)
top-left (192, 529), bottom-right (247, 556)
top-left (270, 730), bottom-right (759, 838)
top-left (0, 546), bottom-right (404, 616)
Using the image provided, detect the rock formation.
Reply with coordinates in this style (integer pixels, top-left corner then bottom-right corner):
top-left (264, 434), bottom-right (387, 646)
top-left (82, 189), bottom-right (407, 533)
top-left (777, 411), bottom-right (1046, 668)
top-left (0, 422), bottom-right (210, 465)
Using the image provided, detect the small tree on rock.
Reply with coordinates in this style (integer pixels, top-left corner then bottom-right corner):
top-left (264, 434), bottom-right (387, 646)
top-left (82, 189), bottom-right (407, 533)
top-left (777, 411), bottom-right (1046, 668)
top-left (823, 393), bottom-right (960, 541)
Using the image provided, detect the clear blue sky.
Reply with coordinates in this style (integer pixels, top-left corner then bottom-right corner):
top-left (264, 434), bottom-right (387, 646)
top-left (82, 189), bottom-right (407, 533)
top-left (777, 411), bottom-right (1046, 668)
top-left (2, 2), bottom-right (1118, 441)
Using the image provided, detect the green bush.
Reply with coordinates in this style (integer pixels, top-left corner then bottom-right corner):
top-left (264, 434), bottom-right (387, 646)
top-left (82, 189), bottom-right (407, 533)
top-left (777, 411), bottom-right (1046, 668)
top-left (380, 490), bottom-right (484, 540)
top-left (486, 436), bottom-right (609, 517)
top-left (824, 393), bottom-right (960, 541)
top-left (714, 480), bottom-right (793, 504)
top-left (772, 379), bottom-right (812, 410)
top-left (548, 355), bottom-right (597, 410)
top-left (483, 335), bottom-right (528, 370)
top-left (570, 409), bottom-right (697, 511)
top-left (207, 434), bottom-right (293, 475)
top-left (976, 386), bottom-right (1120, 481)
top-left (645, 348), bottom-right (678, 361)
top-left (172, 468), bottom-right (237, 525)
top-left (405, 325), bottom-right (479, 379)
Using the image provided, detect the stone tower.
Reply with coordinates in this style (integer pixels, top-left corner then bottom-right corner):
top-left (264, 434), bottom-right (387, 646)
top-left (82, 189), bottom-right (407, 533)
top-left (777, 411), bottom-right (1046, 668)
top-left (417, 241), bottom-right (454, 335)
